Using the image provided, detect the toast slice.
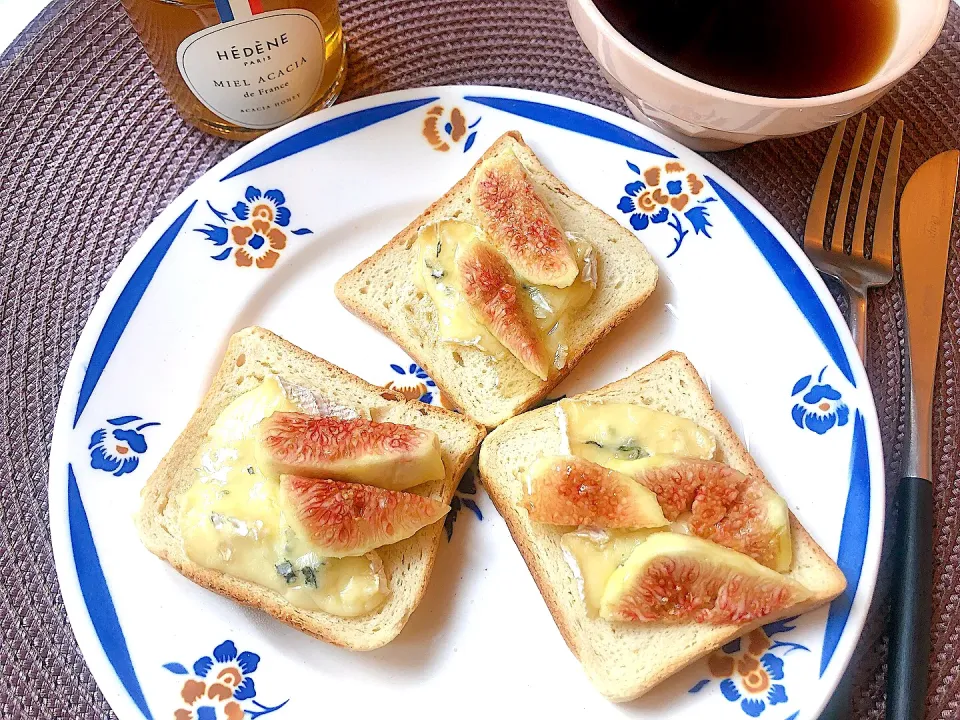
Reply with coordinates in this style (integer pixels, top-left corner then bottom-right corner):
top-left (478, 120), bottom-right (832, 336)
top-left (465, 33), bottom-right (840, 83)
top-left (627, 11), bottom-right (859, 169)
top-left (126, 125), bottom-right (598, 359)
top-left (335, 131), bottom-right (658, 427)
top-left (137, 326), bottom-right (486, 650)
top-left (479, 351), bottom-right (847, 701)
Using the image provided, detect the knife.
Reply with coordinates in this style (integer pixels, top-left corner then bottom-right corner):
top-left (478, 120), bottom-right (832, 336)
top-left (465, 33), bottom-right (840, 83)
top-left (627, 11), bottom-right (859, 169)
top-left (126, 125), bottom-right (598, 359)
top-left (887, 149), bottom-right (959, 720)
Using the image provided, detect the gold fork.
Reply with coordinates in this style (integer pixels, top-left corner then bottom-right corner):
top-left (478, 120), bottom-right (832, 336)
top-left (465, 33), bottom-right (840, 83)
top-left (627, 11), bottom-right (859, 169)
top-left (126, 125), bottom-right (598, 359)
top-left (803, 115), bottom-right (904, 359)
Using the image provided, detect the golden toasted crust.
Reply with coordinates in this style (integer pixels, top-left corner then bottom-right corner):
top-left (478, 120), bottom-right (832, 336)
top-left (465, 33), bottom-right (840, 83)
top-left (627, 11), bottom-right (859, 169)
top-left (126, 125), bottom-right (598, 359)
top-left (479, 350), bottom-right (847, 700)
top-left (335, 131), bottom-right (658, 427)
top-left (137, 326), bottom-right (485, 650)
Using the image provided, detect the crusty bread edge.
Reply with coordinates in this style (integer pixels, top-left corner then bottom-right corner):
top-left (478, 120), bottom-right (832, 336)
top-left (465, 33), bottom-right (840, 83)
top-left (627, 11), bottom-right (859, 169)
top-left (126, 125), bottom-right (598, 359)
top-left (334, 130), bottom-right (659, 427)
top-left (136, 326), bottom-right (486, 651)
top-left (479, 350), bottom-right (847, 700)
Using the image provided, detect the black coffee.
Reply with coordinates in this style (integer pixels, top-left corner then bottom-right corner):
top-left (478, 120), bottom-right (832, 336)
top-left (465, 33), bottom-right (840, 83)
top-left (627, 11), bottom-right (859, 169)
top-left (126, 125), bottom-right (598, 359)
top-left (593, 0), bottom-right (899, 98)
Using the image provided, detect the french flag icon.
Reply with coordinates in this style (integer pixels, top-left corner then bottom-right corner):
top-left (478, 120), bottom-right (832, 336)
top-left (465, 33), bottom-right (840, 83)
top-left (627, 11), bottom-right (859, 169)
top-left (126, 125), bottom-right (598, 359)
top-left (213, 0), bottom-right (266, 22)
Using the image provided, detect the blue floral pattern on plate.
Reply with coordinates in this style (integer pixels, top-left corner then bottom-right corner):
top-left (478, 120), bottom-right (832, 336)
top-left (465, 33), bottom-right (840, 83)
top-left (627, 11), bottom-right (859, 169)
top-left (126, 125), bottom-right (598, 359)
top-left (445, 462), bottom-right (483, 541)
top-left (422, 105), bottom-right (481, 152)
top-left (791, 367), bottom-right (850, 435)
top-left (164, 640), bottom-right (288, 720)
top-left (690, 617), bottom-right (810, 717)
top-left (386, 362), bottom-right (438, 404)
top-left (88, 416), bottom-right (160, 476)
top-left (196, 186), bottom-right (312, 268)
top-left (618, 160), bottom-right (714, 257)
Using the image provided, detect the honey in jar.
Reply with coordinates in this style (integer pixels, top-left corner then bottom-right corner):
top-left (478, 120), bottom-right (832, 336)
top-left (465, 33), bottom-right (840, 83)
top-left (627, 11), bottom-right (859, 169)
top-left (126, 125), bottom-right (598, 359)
top-left (121, 0), bottom-right (346, 140)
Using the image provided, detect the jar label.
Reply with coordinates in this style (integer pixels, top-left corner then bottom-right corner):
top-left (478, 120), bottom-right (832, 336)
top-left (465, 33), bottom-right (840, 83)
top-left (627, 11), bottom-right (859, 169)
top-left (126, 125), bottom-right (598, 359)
top-left (177, 9), bottom-right (326, 130)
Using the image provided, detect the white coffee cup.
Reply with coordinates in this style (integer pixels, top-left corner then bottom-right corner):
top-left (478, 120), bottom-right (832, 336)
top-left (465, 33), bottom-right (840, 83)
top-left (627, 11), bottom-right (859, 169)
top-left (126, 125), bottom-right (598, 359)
top-left (567, 0), bottom-right (950, 151)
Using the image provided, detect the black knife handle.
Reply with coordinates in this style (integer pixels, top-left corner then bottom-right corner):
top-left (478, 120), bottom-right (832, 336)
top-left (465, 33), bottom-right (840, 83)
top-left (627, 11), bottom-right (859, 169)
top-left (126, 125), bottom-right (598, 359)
top-left (886, 476), bottom-right (934, 720)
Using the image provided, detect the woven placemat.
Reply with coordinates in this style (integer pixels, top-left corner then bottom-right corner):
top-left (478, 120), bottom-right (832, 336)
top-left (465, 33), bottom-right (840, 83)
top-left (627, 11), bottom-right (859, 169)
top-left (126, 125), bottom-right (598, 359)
top-left (1, 1), bottom-right (958, 717)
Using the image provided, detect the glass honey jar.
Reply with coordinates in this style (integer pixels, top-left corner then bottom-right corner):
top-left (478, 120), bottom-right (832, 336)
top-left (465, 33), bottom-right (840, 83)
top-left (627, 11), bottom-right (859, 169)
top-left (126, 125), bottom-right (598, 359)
top-left (121, 0), bottom-right (347, 140)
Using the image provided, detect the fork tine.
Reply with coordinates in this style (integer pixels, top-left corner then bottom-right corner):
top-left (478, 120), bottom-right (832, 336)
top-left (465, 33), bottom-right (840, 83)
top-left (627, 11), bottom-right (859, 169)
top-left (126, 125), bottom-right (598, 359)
top-left (852, 117), bottom-right (884, 258)
top-left (831, 114), bottom-right (868, 252)
top-left (804, 119), bottom-right (847, 251)
top-left (873, 119), bottom-right (904, 268)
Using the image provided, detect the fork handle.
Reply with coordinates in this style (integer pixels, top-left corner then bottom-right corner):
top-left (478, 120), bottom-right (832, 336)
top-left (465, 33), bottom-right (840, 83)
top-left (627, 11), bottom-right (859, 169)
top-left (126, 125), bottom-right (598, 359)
top-left (848, 286), bottom-right (868, 360)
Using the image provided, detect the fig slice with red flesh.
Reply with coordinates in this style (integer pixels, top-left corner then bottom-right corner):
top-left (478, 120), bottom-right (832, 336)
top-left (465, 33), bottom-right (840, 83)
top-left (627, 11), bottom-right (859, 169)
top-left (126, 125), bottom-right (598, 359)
top-left (455, 235), bottom-right (551, 380)
top-left (522, 455), bottom-right (667, 528)
top-left (470, 151), bottom-right (579, 288)
top-left (599, 533), bottom-right (810, 625)
top-left (607, 456), bottom-right (792, 571)
top-left (281, 476), bottom-right (449, 557)
top-left (256, 412), bottom-right (445, 491)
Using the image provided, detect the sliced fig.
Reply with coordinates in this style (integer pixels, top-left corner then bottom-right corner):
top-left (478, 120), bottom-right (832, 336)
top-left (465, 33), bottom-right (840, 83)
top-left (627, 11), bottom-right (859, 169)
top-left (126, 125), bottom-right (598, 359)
top-left (561, 528), bottom-right (658, 616)
top-left (522, 455), bottom-right (667, 528)
top-left (559, 400), bottom-right (717, 463)
top-left (470, 151), bottom-right (579, 288)
top-left (281, 476), bottom-right (449, 557)
top-left (455, 235), bottom-right (551, 380)
top-left (256, 412), bottom-right (445, 491)
top-left (414, 221), bottom-right (506, 354)
top-left (607, 456), bottom-right (792, 571)
top-left (599, 533), bottom-right (809, 625)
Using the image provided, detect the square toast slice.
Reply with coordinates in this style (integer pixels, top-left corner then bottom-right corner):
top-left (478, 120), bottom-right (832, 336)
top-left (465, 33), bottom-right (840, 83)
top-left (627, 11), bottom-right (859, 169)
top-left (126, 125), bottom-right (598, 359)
top-left (478, 350), bottom-right (847, 701)
top-left (335, 131), bottom-right (658, 427)
top-left (137, 326), bottom-right (486, 650)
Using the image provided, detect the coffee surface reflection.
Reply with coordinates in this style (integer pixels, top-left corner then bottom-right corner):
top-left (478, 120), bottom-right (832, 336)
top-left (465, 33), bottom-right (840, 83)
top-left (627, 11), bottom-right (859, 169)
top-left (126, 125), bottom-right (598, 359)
top-left (593, 0), bottom-right (899, 99)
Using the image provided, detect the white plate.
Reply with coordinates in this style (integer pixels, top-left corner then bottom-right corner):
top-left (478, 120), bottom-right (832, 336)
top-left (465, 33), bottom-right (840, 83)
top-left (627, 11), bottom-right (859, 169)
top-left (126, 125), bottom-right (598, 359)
top-left (48, 86), bottom-right (884, 720)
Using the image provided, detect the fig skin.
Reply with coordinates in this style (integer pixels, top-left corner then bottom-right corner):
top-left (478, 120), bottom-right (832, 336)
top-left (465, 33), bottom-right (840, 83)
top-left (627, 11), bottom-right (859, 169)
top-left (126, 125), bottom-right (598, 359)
top-left (600, 533), bottom-right (809, 625)
top-left (610, 456), bottom-right (792, 571)
top-left (281, 476), bottom-right (449, 557)
top-left (456, 237), bottom-right (551, 380)
top-left (470, 152), bottom-right (579, 288)
top-left (257, 412), bottom-right (445, 491)
top-left (522, 456), bottom-right (667, 529)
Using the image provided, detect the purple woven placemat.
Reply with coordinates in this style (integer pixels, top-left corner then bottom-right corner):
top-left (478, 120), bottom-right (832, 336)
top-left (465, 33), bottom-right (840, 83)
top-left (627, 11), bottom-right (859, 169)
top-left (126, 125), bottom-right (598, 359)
top-left (1, 1), bottom-right (959, 717)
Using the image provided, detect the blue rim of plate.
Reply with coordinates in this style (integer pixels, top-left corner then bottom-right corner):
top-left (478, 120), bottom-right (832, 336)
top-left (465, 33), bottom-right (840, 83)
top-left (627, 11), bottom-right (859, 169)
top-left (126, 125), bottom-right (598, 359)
top-left (48, 86), bottom-right (884, 720)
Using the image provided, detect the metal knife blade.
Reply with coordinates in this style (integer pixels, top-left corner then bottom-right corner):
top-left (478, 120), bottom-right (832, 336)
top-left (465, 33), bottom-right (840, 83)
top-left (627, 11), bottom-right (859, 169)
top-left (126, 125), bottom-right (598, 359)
top-left (888, 151), bottom-right (959, 720)
top-left (901, 149), bottom-right (959, 480)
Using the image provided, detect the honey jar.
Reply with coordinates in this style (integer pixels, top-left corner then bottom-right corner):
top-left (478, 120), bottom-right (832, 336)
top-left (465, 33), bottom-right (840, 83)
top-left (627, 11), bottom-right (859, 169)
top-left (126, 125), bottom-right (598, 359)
top-left (121, 0), bottom-right (346, 140)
